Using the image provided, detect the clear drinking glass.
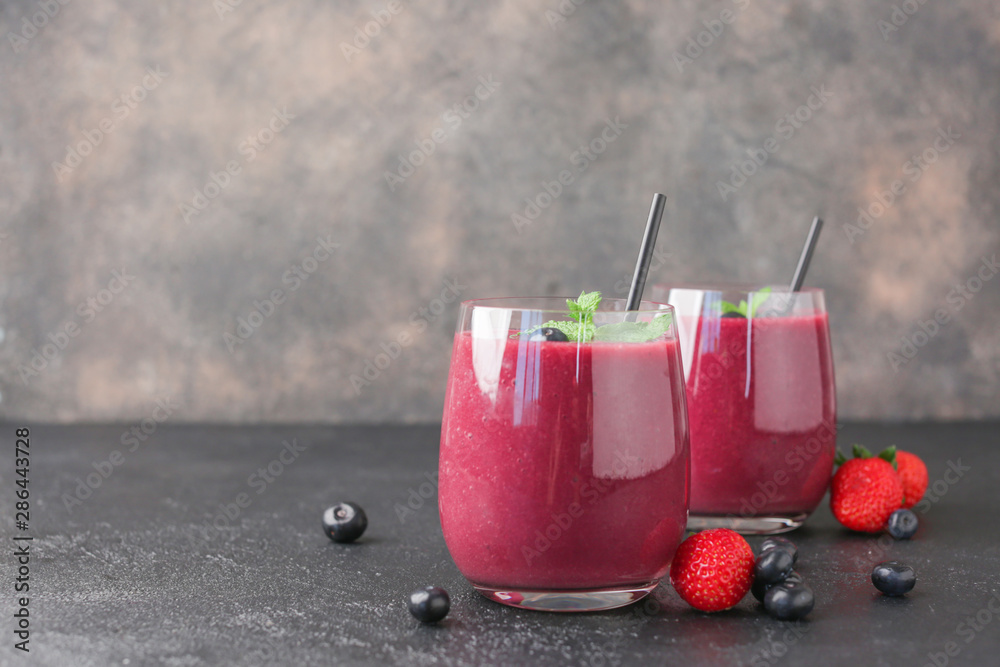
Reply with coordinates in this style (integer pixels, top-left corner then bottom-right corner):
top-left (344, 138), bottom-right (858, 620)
top-left (438, 297), bottom-right (690, 612)
top-left (648, 285), bottom-right (836, 534)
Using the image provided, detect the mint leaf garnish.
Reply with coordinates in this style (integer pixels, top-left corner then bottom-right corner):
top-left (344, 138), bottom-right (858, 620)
top-left (720, 301), bottom-right (743, 315)
top-left (748, 287), bottom-right (772, 318)
top-left (563, 290), bottom-right (600, 341)
top-left (570, 290), bottom-right (602, 318)
top-left (646, 311), bottom-right (674, 339)
top-left (517, 291), bottom-right (673, 343)
top-left (717, 287), bottom-right (773, 318)
top-left (593, 322), bottom-right (649, 343)
top-left (593, 312), bottom-right (674, 343)
top-left (518, 291), bottom-right (601, 342)
top-left (519, 319), bottom-right (596, 342)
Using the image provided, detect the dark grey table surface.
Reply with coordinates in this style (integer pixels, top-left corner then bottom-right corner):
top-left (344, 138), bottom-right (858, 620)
top-left (1, 422), bottom-right (998, 667)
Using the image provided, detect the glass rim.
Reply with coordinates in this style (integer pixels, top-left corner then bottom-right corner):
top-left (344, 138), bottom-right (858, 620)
top-left (458, 296), bottom-right (675, 315)
top-left (652, 283), bottom-right (825, 296)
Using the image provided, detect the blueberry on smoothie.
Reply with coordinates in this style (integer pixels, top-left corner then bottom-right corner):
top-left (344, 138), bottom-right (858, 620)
top-left (528, 327), bottom-right (569, 342)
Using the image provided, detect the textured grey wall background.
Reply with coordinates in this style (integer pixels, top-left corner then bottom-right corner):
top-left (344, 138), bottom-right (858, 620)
top-left (1, 0), bottom-right (998, 423)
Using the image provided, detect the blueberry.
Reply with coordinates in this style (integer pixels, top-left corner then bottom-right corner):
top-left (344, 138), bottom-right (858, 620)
top-left (754, 548), bottom-right (795, 586)
top-left (761, 536), bottom-right (798, 563)
top-left (720, 312), bottom-right (746, 319)
top-left (764, 580), bottom-right (815, 620)
top-left (408, 586), bottom-right (450, 623)
top-left (872, 561), bottom-right (916, 596)
top-left (752, 570), bottom-right (804, 602)
top-left (528, 327), bottom-right (569, 342)
top-left (322, 502), bottom-right (368, 543)
top-left (886, 509), bottom-right (919, 540)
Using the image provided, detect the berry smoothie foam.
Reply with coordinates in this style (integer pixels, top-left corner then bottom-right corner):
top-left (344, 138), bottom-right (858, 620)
top-left (439, 331), bottom-right (689, 590)
top-left (683, 312), bottom-right (836, 518)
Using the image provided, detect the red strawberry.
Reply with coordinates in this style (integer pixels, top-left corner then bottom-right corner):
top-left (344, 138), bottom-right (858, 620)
top-left (896, 450), bottom-right (928, 509)
top-left (669, 528), bottom-right (755, 612)
top-left (830, 445), bottom-right (904, 533)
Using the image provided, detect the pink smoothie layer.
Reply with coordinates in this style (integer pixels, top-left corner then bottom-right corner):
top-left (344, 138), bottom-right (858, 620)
top-left (439, 330), bottom-right (689, 590)
top-left (685, 312), bottom-right (836, 517)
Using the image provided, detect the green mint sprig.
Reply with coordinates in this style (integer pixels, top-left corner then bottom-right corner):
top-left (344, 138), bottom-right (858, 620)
top-left (718, 287), bottom-right (773, 318)
top-left (518, 291), bottom-right (599, 342)
top-left (517, 291), bottom-right (674, 343)
top-left (593, 311), bottom-right (674, 342)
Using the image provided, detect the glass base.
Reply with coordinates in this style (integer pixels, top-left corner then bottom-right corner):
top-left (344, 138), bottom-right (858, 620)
top-left (687, 513), bottom-right (808, 535)
top-left (472, 581), bottom-right (658, 612)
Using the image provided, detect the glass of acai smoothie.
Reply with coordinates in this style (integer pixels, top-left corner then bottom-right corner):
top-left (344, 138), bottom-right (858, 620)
top-left (438, 294), bottom-right (690, 611)
top-left (649, 285), bottom-right (836, 534)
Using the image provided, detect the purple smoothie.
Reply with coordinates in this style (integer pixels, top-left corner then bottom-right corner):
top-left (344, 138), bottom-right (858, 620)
top-left (439, 330), bottom-right (689, 590)
top-left (684, 312), bottom-right (836, 518)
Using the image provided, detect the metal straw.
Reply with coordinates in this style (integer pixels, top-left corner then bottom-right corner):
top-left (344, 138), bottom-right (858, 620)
top-left (789, 216), bottom-right (824, 292)
top-left (625, 193), bottom-right (667, 313)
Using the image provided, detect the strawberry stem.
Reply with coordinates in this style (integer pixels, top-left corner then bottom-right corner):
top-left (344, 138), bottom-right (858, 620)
top-left (852, 444), bottom-right (874, 459)
top-left (877, 445), bottom-right (898, 470)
